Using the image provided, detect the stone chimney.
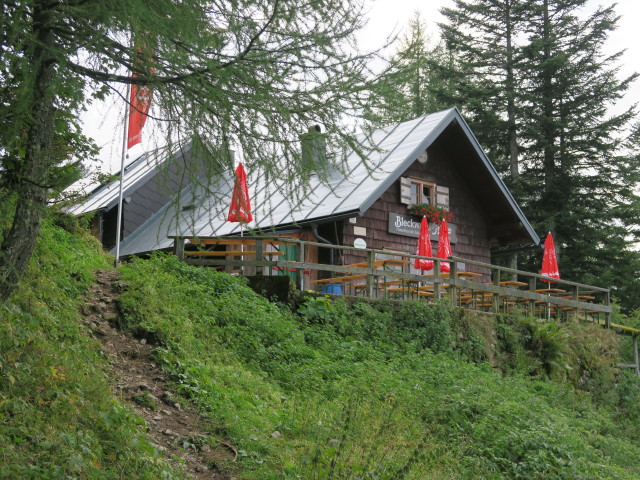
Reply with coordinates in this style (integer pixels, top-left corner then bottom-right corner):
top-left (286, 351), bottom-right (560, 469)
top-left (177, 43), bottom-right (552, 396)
top-left (300, 125), bottom-right (327, 171)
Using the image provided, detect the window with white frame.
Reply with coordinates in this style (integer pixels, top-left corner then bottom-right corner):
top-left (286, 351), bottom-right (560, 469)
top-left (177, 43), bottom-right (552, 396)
top-left (400, 177), bottom-right (436, 205)
top-left (400, 177), bottom-right (450, 208)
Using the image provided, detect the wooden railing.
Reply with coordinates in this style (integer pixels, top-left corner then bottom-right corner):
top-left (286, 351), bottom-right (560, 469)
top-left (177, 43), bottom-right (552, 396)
top-left (171, 234), bottom-right (613, 324)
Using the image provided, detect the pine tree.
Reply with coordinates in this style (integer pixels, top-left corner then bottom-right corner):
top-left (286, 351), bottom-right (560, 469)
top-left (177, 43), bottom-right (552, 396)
top-left (365, 12), bottom-right (448, 126)
top-left (434, 0), bottom-right (640, 311)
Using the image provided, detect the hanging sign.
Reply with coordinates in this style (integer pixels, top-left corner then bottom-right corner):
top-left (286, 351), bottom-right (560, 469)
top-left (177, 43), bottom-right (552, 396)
top-left (388, 213), bottom-right (457, 243)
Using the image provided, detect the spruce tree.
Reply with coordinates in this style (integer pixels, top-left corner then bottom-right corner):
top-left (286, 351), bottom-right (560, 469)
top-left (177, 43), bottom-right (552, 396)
top-left (434, 0), bottom-right (640, 311)
top-left (517, 0), bottom-right (639, 309)
top-left (436, 0), bottom-right (529, 181)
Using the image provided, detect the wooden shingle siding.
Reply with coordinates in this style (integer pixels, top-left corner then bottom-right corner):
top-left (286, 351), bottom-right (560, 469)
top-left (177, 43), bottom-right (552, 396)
top-left (342, 146), bottom-right (491, 272)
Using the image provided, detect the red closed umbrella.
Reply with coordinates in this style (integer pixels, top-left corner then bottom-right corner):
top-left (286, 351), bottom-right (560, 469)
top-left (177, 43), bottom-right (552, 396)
top-left (437, 219), bottom-right (452, 273)
top-left (541, 232), bottom-right (560, 282)
top-left (414, 216), bottom-right (434, 271)
top-left (227, 163), bottom-right (252, 223)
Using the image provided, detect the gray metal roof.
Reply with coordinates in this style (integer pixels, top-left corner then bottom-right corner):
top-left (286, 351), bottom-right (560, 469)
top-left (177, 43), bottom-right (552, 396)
top-left (66, 143), bottom-right (191, 216)
top-left (113, 108), bottom-right (540, 256)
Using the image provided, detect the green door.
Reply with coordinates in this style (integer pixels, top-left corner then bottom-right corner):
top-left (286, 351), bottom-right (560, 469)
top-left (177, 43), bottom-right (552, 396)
top-left (279, 244), bottom-right (299, 285)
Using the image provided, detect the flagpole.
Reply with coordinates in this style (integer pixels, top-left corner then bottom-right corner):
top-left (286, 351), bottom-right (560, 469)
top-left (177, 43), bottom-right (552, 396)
top-left (114, 82), bottom-right (131, 267)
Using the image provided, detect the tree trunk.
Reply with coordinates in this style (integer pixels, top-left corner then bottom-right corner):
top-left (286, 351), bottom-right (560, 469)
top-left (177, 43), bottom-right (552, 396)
top-left (541, 0), bottom-right (556, 233)
top-left (0, 2), bottom-right (56, 302)
top-left (505, 0), bottom-right (520, 180)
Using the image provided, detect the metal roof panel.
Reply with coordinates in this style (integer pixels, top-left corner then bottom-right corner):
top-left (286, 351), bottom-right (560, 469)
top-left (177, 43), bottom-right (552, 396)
top-left (114, 108), bottom-right (539, 256)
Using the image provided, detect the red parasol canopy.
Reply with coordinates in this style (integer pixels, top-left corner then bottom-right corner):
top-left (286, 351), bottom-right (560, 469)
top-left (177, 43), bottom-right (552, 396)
top-left (227, 163), bottom-right (253, 223)
top-left (437, 219), bottom-right (452, 273)
top-left (414, 216), bottom-right (434, 271)
top-left (540, 232), bottom-right (560, 282)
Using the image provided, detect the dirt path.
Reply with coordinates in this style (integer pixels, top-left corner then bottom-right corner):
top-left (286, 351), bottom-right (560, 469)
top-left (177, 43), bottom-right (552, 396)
top-left (82, 269), bottom-right (238, 480)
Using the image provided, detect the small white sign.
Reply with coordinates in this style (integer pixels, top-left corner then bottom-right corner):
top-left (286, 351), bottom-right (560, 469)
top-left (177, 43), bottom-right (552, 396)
top-left (353, 226), bottom-right (367, 236)
top-left (354, 238), bottom-right (367, 249)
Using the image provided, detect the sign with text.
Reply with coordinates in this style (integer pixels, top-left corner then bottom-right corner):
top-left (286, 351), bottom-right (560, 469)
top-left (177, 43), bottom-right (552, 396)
top-left (388, 213), bottom-right (457, 243)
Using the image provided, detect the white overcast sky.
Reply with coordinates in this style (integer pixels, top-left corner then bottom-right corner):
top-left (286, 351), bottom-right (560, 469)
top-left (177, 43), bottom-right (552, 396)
top-left (358, 0), bottom-right (639, 105)
top-left (85, 0), bottom-right (640, 174)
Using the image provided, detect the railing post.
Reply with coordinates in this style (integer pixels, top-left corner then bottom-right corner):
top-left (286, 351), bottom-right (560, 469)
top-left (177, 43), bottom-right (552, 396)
top-left (174, 237), bottom-right (185, 261)
top-left (492, 268), bottom-right (501, 313)
top-left (528, 277), bottom-right (536, 317)
top-left (605, 290), bottom-right (612, 329)
top-left (449, 259), bottom-right (458, 306)
top-left (571, 286), bottom-right (579, 320)
top-left (434, 259), bottom-right (441, 300)
top-left (297, 241), bottom-right (306, 291)
top-left (634, 335), bottom-right (640, 377)
top-left (255, 239), bottom-right (264, 276)
top-left (493, 268), bottom-right (501, 287)
top-left (366, 249), bottom-right (375, 298)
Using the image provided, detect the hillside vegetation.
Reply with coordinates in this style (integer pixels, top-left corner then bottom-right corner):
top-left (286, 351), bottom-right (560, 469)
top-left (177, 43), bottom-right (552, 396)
top-left (2, 217), bottom-right (640, 479)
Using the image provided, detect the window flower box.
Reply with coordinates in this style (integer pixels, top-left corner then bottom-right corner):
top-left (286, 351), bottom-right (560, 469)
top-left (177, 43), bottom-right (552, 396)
top-left (407, 203), bottom-right (453, 224)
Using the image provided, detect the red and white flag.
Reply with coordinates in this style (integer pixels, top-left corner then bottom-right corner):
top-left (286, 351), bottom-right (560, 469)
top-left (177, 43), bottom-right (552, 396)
top-left (127, 74), bottom-right (152, 149)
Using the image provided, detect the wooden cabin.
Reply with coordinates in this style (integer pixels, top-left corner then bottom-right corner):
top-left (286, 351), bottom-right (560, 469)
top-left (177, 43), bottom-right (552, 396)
top-left (67, 140), bottom-right (218, 250)
top-left (93, 108), bottom-right (539, 286)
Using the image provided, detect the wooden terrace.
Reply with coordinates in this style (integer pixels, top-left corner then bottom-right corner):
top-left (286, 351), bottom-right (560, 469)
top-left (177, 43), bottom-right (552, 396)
top-left (172, 235), bottom-right (617, 323)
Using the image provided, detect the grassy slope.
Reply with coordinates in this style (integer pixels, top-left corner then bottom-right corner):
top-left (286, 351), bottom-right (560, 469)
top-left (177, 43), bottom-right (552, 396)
top-left (118, 253), bottom-right (640, 480)
top-left (2, 221), bottom-right (640, 479)
top-left (0, 220), bottom-right (181, 479)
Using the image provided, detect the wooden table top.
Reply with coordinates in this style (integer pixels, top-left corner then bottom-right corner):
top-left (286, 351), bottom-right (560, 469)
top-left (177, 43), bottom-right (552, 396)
top-left (498, 280), bottom-right (528, 288)
top-left (456, 271), bottom-right (483, 279)
top-left (311, 274), bottom-right (368, 285)
top-left (423, 271), bottom-right (482, 279)
top-left (559, 295), bottom-right (596, 300)
top-left (535, 288), bottom-right (567, 294)
top-left (183, 250), bottom-right (284, 257)
top-left (345, 259), bottom-right (410, 269)
top-left (187, 237), bottom-right (288, 246)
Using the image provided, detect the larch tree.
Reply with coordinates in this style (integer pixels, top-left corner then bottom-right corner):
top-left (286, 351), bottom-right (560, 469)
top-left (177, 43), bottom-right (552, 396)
top-left (0, 0), bottom-right (377, 302)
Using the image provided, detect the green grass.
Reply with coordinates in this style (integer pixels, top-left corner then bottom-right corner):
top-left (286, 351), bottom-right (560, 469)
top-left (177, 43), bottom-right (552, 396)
top-left (118, 252), bottom-right (640, 479)
top-left (0, 217), bottom-right (182, 479)
top-left (2, 218), bottom-right (640, 479)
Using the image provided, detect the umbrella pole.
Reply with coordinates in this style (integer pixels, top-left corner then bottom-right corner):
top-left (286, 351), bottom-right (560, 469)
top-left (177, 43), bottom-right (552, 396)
top-left (240, 223), bottom-right (244, 276)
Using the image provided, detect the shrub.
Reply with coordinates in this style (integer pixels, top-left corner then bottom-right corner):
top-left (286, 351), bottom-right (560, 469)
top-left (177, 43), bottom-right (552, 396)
top-left (390, 301), bottom-right (453, 353)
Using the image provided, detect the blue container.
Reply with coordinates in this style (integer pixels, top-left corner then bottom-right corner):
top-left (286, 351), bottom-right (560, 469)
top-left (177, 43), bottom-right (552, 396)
top-left (321, 284), bottom-right (343, 295)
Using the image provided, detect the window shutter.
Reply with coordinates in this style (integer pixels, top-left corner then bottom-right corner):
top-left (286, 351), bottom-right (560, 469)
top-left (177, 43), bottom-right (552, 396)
top-left (436, 185), bottom-right (449, 208)
top-left (400, 177), bottom-right (412, 205)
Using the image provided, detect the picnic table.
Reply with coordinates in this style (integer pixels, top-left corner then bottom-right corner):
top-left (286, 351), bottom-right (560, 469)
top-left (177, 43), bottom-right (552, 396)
top-left (499, 280), bottom-right (528, 288)
top-left (380, 271), bottom-right (481, 300)
top-left (535, 287), bottom-right (567, 295)
top-left (310, 259), bottom-right (410, 295)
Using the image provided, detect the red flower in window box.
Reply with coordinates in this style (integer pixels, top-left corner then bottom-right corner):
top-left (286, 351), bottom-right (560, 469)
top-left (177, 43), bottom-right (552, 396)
top-left (407, 203), bottom-right (453, 224)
